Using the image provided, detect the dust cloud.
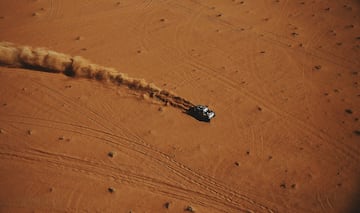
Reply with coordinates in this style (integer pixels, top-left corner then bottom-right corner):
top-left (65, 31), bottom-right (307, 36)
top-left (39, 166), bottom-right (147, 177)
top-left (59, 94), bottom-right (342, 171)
top-left (0, 42), bottom-right (194, 110)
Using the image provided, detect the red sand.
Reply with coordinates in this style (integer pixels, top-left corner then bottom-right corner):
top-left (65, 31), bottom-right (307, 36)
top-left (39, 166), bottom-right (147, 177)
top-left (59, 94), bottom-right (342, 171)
top-left (0, 0), bottom-right (359, 212)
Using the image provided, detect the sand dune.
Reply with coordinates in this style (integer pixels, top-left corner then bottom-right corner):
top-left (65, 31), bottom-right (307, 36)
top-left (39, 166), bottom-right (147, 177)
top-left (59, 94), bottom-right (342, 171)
top-left (0, 42), bottom-right (194, 110)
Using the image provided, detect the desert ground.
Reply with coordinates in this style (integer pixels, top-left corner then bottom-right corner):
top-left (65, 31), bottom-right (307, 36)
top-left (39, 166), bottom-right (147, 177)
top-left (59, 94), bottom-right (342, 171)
top-left (0, 0), bottom-right (360, 212)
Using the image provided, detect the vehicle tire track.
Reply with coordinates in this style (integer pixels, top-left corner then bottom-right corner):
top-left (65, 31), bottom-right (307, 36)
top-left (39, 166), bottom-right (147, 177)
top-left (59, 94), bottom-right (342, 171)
top-left (0, 115), bottom-right (278, 213)
top-left (160, 9), bottom-right (360, 163)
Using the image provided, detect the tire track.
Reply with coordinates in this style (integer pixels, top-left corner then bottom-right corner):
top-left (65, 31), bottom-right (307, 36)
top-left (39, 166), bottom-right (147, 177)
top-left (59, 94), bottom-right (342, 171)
top-left (0, 115), bottom-right (277, 213)
top-left (158, 7), bottom-right (360, 163)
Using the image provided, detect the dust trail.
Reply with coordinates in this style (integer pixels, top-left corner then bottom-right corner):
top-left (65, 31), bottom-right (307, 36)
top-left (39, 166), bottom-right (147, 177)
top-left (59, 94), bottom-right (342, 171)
top-left (0, 42), bottom-right (194, 110)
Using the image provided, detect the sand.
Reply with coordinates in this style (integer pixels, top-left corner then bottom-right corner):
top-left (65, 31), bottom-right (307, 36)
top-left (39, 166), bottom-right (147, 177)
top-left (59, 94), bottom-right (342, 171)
top-left (0, 0), bottom-right (359, 212)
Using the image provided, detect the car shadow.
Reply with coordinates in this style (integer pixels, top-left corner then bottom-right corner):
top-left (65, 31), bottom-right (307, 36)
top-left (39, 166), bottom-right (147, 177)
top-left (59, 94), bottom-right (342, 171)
top-left (183, 110), bottom-right (211, 123)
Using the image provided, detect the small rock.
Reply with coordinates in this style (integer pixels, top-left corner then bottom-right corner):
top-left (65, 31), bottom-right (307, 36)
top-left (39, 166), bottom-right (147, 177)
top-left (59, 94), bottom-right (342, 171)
top-left (234, 161), bottom-right (240, 166)
top-left (280, 183), bottom-right (286, 189)
top-left (108, 151), bottom-right (115, 158)
top-left (58, 136), bottom-right (64, 140)
top-left (164, 202), bottom-right (171, 209)
top-left (75, 36), bottom-right (84, 41)
top-left (185, 206), bottom-right (195, 212)
top-left (108, 187), bottom-right (115, 193)
top-left (354, 130), bottom-right (360, 136)
top-left (0, 129), bottom-right (4, 134)
top-left (27, 130), bottom-right (33, 135)
top-left (345, 109), bottom-right (353, 114)
top-left (314, 65), bottom-right (322, 70)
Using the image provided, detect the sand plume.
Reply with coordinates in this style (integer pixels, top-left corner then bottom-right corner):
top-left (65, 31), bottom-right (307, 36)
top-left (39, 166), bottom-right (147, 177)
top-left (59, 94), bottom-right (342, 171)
top-left (0, 42), bottom-right (194, 110)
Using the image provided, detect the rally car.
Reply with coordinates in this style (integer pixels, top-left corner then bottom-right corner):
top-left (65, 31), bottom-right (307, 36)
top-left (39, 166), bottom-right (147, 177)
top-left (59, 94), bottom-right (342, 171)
top-left (187, 105), bottom-right (215, 122)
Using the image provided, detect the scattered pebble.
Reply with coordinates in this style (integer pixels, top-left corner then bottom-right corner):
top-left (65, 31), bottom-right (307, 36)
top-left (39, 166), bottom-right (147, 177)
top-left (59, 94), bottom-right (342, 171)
top-left (164, 202), bottom-right (171, 209)
top-left (260, 51), bottom-right (265, 54)
top-left (280, 183), bottom-right (286, 189)
top-left (314, 65), bottom-right (322, 70)
top-left (58, 136), bottom-right (64, 140)
top-left (75, 36), bottom-right (84, 41)
top-left (27, 130), bottom-right (33, 135)
top-left (354, 130), bottom-right (360, 136)
top-left (32, 12), bottom-right (39, 17)
top-left (0, 129), bottom-right (4, 134)
top-left (257, 106), bottom-right (262, 111)
top-left (234, 161), bottom-right (240, 166)
top-left (108, 151), bottom-right (116, 158)
top-left (108, 187), bottom-right (115, 193)
top-left (345, 109), bottom-right (353, 114)
top-left (246, 151), bottom-right (250, 155)
top-left (291, 184), bottom-right (297, 189)
top-left (185, 206), bottom-right (195, 212)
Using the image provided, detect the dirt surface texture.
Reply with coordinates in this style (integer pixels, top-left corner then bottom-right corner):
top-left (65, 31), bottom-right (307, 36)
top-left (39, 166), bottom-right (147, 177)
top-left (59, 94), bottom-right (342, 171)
top-left (0, 0), bottom-right (359, 212)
